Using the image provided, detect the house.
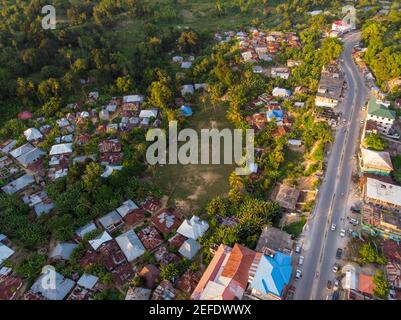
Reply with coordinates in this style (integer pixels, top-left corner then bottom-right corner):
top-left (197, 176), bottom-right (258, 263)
top-left (172, 56), bottom-right (183, 63)
top-left (89, 231), bottom-right (112, 251)
top-left (30, 271), bottom-right (75, 300)
top-left (288, 139), bottom-right (302, 148)
top-left (49, 143), bottom-right (73, 156)
top-left (154, 246), bottom-right (180, 266)
top-left (69, 273), bottom-right (100, 300)
top-left (194, 83), bottom-right (208, 90)
top-left (0, 140), bottom-right (16, 154)
top-left (122, 95), bottom-right (144, 107)
top-left (98, 210), bottom-right (124, 233)
top-left (315, 65), bottom-right (344, 108)
top-left (115, 230), bottom-right (145, 262)
top-left (275, 184), bottom-right (301, 211)
top-left (56, 118), bottom-right (70, 128)
top-left (98, 139), bottom-right (121, 153)
top-left (18, 111), bottom-right (33, 120)
top-left (341, 264), bottom-right (375, 300)
top-left (287, 60), bottom-right (302, 68)
top-left (99, 109), bottom-right (110, 121)
top-left (0, 274), bottom-right (24, 300)
top-left (137, 226), bottom-right (163, 251)
top-left (151, 208), bottom-right (182, 235)
top-left (22, 191), bottom-right (54, 217)
top-left (255, 225), bottom-right (294, 255)
top-left (177, 216), bottom-right (209, 240)
top-left (248, 252), bottom-right (293, 300)
top-left (272, 87), bottom-right (291, 98)
top-left (24, 128), bottom-right (43, 142)
top-left (367, 98), bottom-right (396, 135)
top-left (180, 105), bottom-right (193, 117)
top-left (168, 233), bottom-right (188, 250)
top-left (0, 244), bottom-right (14, 264)
top-left (1, 174), bottom-right (35, 194)
top-left (138, 264), bottom-right (160, 289)
top-left (271, 67), bottom-right (290, 80)
top-left (50, 242), bottom-right (78, 261)
top-left (139, 109), bottom-right (158, 126)
top-left (364, 177), bottom-right (401, 210)
top-left (125, 287), bottom-right (152, 300)
top-left (10, 143), bottom-right (45, 168)
top-left (181, 61), bottom-right (192, 69)
top-left (360, 148), bottom-right (393, 176)
top-left (124, 208), bottom-right (146, 226)
top-left (151, 280), bottom-right (176, 300)
top-left (142, 198), bottom-right (161, 214)
top-left (191, 244), bottom-right (258, 300)
top-left (266, 110), bottom-right (284, 125)
top-left (181, 85), bottom-right (194, 96)
top-left (116, 199), bottom-right (139, 218)
top-left (75, 222), bottom-right (97, 239)
top-left (179, 238), bottom-right (200, 260)
top-left (176, 271), bottom-right (201, 295)
top-left (252, 66), bottom-right (263, 74)
top-left (331, 20), bottom-right (353, 33)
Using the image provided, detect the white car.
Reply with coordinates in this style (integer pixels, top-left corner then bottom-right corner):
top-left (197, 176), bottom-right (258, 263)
top-left (350, 218), bottom-right (359, 225)
top-left (298, 255), bottom-right (304, 266)
top-left (295, 269), bottom-right (302, 280)
top-left (340, 229), bottom-right (346, 237)
top-left (295, 243), bottom-right (302, 254)
top-left (331, 223), bottom-right (337, 231)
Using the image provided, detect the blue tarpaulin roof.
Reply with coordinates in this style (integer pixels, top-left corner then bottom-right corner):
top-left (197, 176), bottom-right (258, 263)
top-left (251, 252), bottom-right (292, 298)
top-left (180, 105), bottom-right (193, 117)
top-left (266, 110), bottom-right (283, 122)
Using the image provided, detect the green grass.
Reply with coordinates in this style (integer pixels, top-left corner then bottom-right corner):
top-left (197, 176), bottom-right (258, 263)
top-left (284, 216), bottom-right (307, 238)
top-left (151, 101), bottom-right (235, 213)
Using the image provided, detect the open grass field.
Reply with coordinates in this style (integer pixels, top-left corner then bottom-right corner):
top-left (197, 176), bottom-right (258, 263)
top-left (151, 102), bottom-right (236, 214)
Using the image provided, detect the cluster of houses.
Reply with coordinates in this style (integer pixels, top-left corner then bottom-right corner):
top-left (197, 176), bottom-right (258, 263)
top-left (0, 196), bottom-right (214, 300)
top-left (214, 29), bottom-right (301, 75)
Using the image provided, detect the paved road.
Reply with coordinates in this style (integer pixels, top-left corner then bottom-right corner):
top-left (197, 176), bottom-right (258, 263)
top-left (293, 32), bottom-right (368, 300)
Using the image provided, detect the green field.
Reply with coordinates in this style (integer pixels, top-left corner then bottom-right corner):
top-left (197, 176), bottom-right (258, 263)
top-left (151, 102), bottom-right (236, 214)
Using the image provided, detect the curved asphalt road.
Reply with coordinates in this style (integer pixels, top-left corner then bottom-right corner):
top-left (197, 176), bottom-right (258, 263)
top-left (294, 32), bottom-right (368, 300)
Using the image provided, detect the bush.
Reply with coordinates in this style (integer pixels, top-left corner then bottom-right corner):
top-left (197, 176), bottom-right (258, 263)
top-left (373, 270), bottom-right (389, 299)
top-left (364, 134), bottom-right (387, 151)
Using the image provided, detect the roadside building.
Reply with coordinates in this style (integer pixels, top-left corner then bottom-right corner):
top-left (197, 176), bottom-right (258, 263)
top-left (275, 184), bottom-right (301, 211)
top-left (367, 98), bottom-right (396, 135)
top-left (255, 225), bottom-right (293, 255)
top-left (360, 148), bottom-right (393, 176)
top-left (191, 244), bottom-right (258, 300)
top-left (248, 252), bottom-right (292, 300)
top-left (364, 177), bottom-right (401, 211)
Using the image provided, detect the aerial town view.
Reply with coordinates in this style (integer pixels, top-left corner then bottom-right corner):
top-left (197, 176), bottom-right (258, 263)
top-left (0, 0), bottom-right (401, 311)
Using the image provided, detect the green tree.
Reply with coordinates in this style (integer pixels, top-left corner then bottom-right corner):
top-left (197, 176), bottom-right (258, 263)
top-left (160, 263), bottom-right (179, 281)
top-left (364, 133), bottom-right (387, 151)
top-left (373, 270), bottom-right (389, 299)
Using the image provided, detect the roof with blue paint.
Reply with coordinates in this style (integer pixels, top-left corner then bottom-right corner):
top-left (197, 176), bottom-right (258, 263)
top-left (180, 105), bottom-right (193, 117)
top-left (250, 252), bottom-right (292, 297)
top-left (266, 110), bottom-right (283, 121)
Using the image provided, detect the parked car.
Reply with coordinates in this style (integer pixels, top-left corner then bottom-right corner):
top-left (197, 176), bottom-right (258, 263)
top-left (350, 218), bottom-right (359, 225)
top-left (331, 223), bottom-right (337, 231)
top-left (340, 229), bottom-right (346, 237)
top-left (336, 248), bottom-right (343, 259)
top-left (333, 280), bottom-right (340, 291)
top-left (298, 255), bottom-right (304, 266)
top-left (327, 280), bottom-right (333, 289)
top-left (351, 206), bottom-right (361, 213)
top-left (295, 243), bottom-right (302, 254)
top-left (332, 263), bottom-right (341, 273)
top-left (295, 269), bottom-right (302, 280)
